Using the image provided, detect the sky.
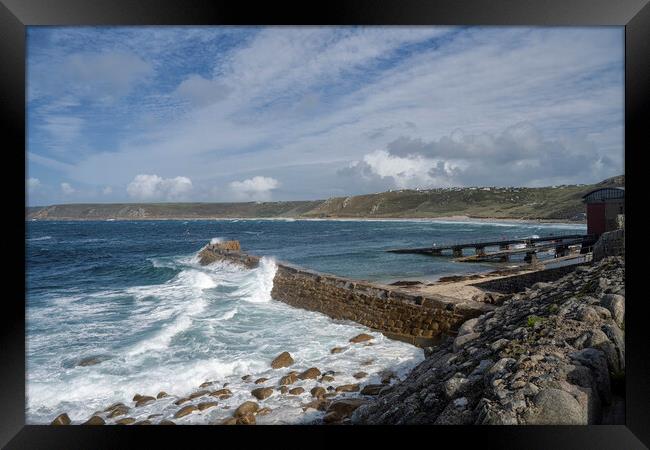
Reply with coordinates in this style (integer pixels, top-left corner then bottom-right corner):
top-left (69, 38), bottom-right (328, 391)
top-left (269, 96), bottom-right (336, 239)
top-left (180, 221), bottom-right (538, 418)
top-left (26, 26), bottom-right (624, 206)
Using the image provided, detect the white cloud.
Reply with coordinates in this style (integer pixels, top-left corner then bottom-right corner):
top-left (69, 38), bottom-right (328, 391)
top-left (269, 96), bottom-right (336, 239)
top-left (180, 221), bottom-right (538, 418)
top-left (27, 178), bottom-right (41, 191)
top-left (229, 176), bottom-right (279, 201)
top-left (126, 174), bottom-right (193, 201)
top-left (61, 182), bottom-right (75, 195)
top-left (174, 74), bottom-right (231, 106)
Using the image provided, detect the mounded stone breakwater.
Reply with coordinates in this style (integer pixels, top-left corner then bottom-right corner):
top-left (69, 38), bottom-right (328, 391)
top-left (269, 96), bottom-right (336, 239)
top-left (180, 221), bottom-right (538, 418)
top-left (352, 256), bottom-right (625, 425)
top-left (471, 263), bottom-right (589, 294)
top-left (198, 241), bottom-right (495, 347)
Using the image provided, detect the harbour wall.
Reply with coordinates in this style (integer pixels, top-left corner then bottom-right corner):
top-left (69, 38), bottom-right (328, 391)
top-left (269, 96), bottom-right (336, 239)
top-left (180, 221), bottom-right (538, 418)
top-left (198, 241), bottom-right (494, 347)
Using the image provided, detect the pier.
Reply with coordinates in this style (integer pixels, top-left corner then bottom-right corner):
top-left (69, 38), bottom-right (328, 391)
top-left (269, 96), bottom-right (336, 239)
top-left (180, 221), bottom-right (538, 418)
top-left (387, 233), bottom-right (596, 263)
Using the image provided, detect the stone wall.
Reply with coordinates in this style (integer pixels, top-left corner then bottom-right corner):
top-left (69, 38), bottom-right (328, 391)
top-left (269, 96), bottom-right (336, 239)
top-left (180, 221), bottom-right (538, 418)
top-left (472, 263), bottom-right (588, 294)
top-left (593, 228), bottom-right (625, 262)
top-left (198, 241), bottom-right (494, 347)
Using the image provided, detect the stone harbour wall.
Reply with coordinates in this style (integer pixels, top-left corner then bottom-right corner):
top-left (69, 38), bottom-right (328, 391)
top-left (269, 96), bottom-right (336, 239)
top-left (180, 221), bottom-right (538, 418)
top-left (198, 241), bottom-right (494, 347)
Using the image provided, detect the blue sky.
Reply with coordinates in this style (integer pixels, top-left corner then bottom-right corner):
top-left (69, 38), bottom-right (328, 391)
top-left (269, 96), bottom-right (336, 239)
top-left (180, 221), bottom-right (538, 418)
top-left (26, 26), bottom-right (624, 206)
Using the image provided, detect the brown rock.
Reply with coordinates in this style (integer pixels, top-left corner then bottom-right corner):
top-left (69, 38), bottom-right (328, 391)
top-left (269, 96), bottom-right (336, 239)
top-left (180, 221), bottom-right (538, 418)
top-left (134, 420), bottom-right (151, 425)
top-left (323, 411), bottom-right (344, 424)
top-left (188, 390), bottom-right (209, 400)
top-left (311, 387), bottom-right (327, 398)
top-left (135, 396), bottom-right (156, 407)
top-left (107, 405), bottom-right (130, 418)
top-left (257, 407), bottom-right (272, 416)
top-left (254, 377), bottom-right (269, 384)
top-left (197, 401), bottom-right (218, 411)
top-left (330, 347), bottom-right (347, 354)
top-left (251, 387), bottom-right (274, 400)
top-left (353, 372), bottom-right (368, 379)
top-left (349, 333), bottom-right (373, 343)
top-left (320, 375), bottom-right (335, 383)
top-left (279, 371), bottom-right (299, 385)
top-left (82, 416), bottom-right (105, 425)
top-left (159, 420), bottom-right (176, 425)
top-left (289, 387), bottom-right (305, 395)
top-left (327, 398), bottom-right (367, 417)
top-left (174, 405), bottom-right (198, 419)
top-left (360, 384), bottom-right (385, 395)
top-left (236, 412), bottom-right (256, 425)
top-left (147, 414), bottom-right (162, 419)
top-left (116, 417), bottom-right (136, 425)
top-left (303, 399), bottom-right (330, 412)
top-left (298, 367), bottom-right (321, 380)
top-left (335, 384), bottom-right (360, 393)
top-left (51, 413), bottom-right (71, 425)
top-left (221, 417), bottom-right (238, 425)
top-left (132, 394), bottom-right (143, 402)
top-left (199, 381), bottom-right (214, 388)
top-left (156, 392), bottom-right (168, 399)
top-left (271, 352), bottom-right (295, 369)
top-left (210, 388), bottom-right (232, 399)
top-left (234, 401), bottom-right (259, 417)
top-left (278, 386), bottom-right (289, 394)
top-left (103, 402), bottom-right (126, 412)
top-left (174, 397), bottom-right (190, 406)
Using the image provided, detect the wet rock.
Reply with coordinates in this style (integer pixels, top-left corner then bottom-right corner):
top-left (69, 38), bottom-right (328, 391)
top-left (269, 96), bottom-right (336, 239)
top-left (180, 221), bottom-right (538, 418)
top-left (257, 407), bottom-right (272, 416)
top-left (209, 388), bottom-right (232, 399)
top-left (174, 397), bottom-right (190, 406)
top-left (221, 417), bottom-right (238, 425)
top-left (135, 396), bottom-right (156, 407)
top-left (156, 391), bottom-right (169, 399)
top-left (379, 370), bottom-right (397, 384)
top-left (254, 377), bottom-right (269, 384)
top-left (236, 412), bottom-right (256, 425)
top-left (524, 388), bottom-right (586, 425)
top-left (107, 405), bottom-right (130, 418)
top-left (271, 352), bottom-right (294, 369)
top-left (134, 420), bottom-right (151, 425)
top-left (132, 394), bottom-right (143, 402)
top-left (251, 387), bottom-right (274, 400)
top-left (82, 415), bottom-right (105, 425)
top-left (349, 333), bottom-right (373, 343)
top-left (116, 417), bottom-right (136, 425)
top-left (174, 405), bottom-right (198, 419)
top-left (289, 387), bottom-right (305, 395)
top-left (189, 390), bottom-right (209, 400)
top-left (199, 381), bottom-right (214, 388)
top-left (278, 386), bottom-right (289, 394)
top-left (360, 384), bottom-right (384, 395)
top-left (335, 384), bottom-right (360, 393)
top-left (279, 371), bottom-right (299, 385)
top-left (298, 367), bottom-right (321, 380)
top-left (303, 399), bottom-right (329, 411)
top-left (197, 401), bottom-right (218, 411)
top-left (159, 420), bottom-right (176, 425)
top-left (77, 356), bottom-right (105, 367)
top-left (311, 387), bottom-right (327, 398)
top-left (234, 401), bottom-right (259, 417)
top-left (51, 413), bottom-right (71, 425)
top-left (353, 372), bottom-right (368, 379)
top-left (325, 398), bottom-right (367, 422)
top-left (330, 347), bottom-right (347, 354)
top-left (241, 375), bottom-right (252, 382)
top-left (320, 375), bottom-right (335, 383)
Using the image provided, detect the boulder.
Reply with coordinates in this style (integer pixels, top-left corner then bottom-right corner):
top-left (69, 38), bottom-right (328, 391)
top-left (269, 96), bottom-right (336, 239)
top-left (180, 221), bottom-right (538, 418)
top-left (199, 381), bottom-right (214, 388)
top-left (360, 384), bottom-right (384, 395)
top-left (221, 417), bottom-right (238, 425)
top-left (524, 388), bottom-right (586, 425)
top-left (251, 387), bottom-right (274, 400)
top-left (197, 401), bottom-right (218, 411)
top-left (241, 375), bottom-right (252, 382)
top-left (189, 390), bottom-right (209, 400)
top-left (600, 294), bottom-right (625, 328)
top-left (159, 420), bottom-right (176, 425)
top-left (254, 377), bottom-right (269, 384)
top-left (82, 415), bottom-right (105, 425)
top-left (107, 405), bottom-right (130, 418)
top-left (327, 399), bottom-right (367, 418)
top-left (289, 387), bottom-right (305, 395)
top-left (335, 384), bottom-right (360, 393)
top-left (453, 332), bottom-right (480, 352)
top-left (51, 413), bottom-right (71, 425)
top-left (210, 388), bottom-right (232, 399)
top-left (457, 318), bottom-right (479, 337)
top-left (302, 399), bottom-right (329, 411)
top-left (278, 386), bottom-right (289, 394)
top-left (330, 347), bottom-right (347, 354)
top-left (156, 391), bottom-right (169, 399)
top-left (257, 407), bottom-right (272, 416)
top-left (353, 372), bottom-right (367, 379)
top-left (279, 371), bottom-right (299, 385)
top-left (173, 405), bottom-right (198, 419)
top-left (116, 417), bottom-right (136, 425)
top-left (174, 398), bottom-right (190, 406)
top-left (236, 412), bottom-right (256, 425)
top-left (311, 387), bottom-right (327, 398)
top-left (349, 333), bottom-right (373, 344)
top-left (320, 375), bottom-right (335, 383)
top-left (234, 401), bottom-right (259, 417)
top-left (134, 420), bottom-right (152, 425)
top-left (271, 352), bottom-right (294, 369)
top-left (132, 394), bottom-right (143, 402)
top-left (135, 396), bottom-right (156, 407)
top-left (298, 368), bottom-right (321, 380)
top-left (77, 356), bottom-right (104, 367)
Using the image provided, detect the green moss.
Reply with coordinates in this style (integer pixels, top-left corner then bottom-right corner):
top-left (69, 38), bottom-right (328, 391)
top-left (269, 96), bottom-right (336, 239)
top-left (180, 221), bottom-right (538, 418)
top-left (549, 304), bottom-right (559, 314)
top-left (527, 315), bottom-right (544, 328)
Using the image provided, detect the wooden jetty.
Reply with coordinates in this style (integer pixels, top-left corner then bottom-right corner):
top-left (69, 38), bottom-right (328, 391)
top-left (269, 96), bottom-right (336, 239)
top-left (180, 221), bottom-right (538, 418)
top-left (387, 234), bottom-right (596, 263)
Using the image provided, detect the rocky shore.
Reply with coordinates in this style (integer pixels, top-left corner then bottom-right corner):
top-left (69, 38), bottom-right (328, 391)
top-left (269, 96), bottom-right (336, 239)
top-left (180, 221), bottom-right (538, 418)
top-left (352, 256), bottom-right (625, 424)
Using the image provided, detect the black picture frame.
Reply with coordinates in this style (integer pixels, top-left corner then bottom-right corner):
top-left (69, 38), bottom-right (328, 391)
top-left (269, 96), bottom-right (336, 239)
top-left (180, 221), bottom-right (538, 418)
top-left (3, 0), bottom-right (648, 448)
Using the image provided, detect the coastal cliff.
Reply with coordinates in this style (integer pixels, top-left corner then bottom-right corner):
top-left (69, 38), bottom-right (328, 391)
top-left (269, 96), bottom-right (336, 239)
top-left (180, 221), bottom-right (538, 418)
top-left (352, 256), bottom-right (625, 425)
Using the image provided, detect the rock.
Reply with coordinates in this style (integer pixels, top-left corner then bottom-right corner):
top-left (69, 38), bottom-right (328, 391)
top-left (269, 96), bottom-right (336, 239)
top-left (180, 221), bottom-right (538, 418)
top-left (236, 412), bottom-right (256, 425)
top-left (327, 398), bottom-right (367, 417)
top-left (379, 370), bottom-right (397, 384)
top-left (289, 387), bottom-right (305, 395)
top-left (279, 371), bottom-right (299, 385)
top-left (174, 398), bottom-right (190, 406)
top-left (210, 388), bottom-right (232, 399)
top-left (303, 399), bottom-right (329, 411)
top-left (361, 359), bottom-right (375, 366)
top-left (159, 420), bottom-right (176, 425)
top-left (77, 356), bottom-right (105, 367)
top-left (197, 401), bottom-right (218, 411)
top-left (453, 332), bottom-right (480, 352)
top-left (349, 333), bottom-right (373, 343)
top-left (457, 318), bottom-right (479, 337)
top-left (241, 375), bottom-right (252, 382)
top-left (156, 391), bottom-right (169, 399)
top-left (221, 417), bottom-right (238, 425)
top-left (135, 396), bottom-right (156, 407)
top-left (234, 401), bottom-right (259, 417)
top-left (107, 405), bottom-right (130, 418)
top-left (278, 386), bottom-right (289, 394)
top-left (335, 384), bottom-right (360, 393)
top-left (134, 420), bottom-right (151, 425)
top-left (51, 413), bottom-right (71, 425)
top-left (524, 388), bottom-right (586, 425)
top-left (81, 415), bottom-right (105, 425)
top-left (600, 294), bottom-right (625, 327)
top-left (132, 394), bottom-right (143, 402)
top-left (490, 339), bottom-right (509, 352)
top-left (147, 414), bottom-right (163, 419)
top-left (320, 375), bottom-right (335, 383)
top-left (577, 306), bottom-right (601, 324)
top-left (257, 407), bottom-right (272, 416)
top-left (311, 387), bottom-right (327, 398)
top-left (174, 405), bottom-right (198, 419)
top-left (270, 352), bottom-right (294, 369)
top-left (189, 390), bottom-right (210, 400)
top-left (254, 377), bottom-right (269, 384)
top-left (443, 373), bottom-right (470, 399)
top-left (360, 384), bottom-right (384, 395)
top-left (251, 387), bottom-right (274, 400)
top-left (323, 411), bottom-right (344, 424)
top-left (353, 372), bottom-right (368, 379)
top-left (330, 347), bottom-right (347, 354)
top-left (116, 417), bottom-right (136, 425)
top-left (298, 367), bottom-right (321, 380)
top-left (199, 381), bottom-right (214, 388)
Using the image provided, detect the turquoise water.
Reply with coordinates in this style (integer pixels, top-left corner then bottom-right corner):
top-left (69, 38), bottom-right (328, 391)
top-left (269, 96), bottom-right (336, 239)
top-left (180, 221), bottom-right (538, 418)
top-left (26, 218), bottom-right (585, 424)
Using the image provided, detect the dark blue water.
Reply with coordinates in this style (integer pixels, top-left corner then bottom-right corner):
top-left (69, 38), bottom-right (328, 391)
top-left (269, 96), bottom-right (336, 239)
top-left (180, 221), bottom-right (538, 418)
top-left (26, 218), bottom-right (585, 424)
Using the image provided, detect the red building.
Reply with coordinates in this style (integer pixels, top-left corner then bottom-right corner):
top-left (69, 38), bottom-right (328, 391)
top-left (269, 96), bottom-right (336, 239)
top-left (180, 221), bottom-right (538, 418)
top-left (582, 187), bottom-right (625, 237)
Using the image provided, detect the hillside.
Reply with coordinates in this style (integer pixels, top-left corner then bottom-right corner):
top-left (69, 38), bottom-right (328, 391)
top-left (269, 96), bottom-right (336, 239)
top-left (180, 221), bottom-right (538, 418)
top-left (27, 175), bottom-right (623, 221)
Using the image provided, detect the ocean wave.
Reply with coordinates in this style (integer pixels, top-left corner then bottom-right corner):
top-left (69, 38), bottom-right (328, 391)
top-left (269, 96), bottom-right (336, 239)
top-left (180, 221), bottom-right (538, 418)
top-left (28, 236), bottom-right (52, 241)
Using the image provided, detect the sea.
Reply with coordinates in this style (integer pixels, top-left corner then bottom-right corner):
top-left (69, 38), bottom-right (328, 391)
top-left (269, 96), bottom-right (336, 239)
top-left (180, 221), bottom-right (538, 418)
top-left (26, 218), bottom-right (586, 424)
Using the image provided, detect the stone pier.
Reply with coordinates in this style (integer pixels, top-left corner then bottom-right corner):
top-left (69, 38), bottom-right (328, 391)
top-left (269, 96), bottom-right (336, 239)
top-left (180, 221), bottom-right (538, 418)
top-left (198, 241), bottom-right (494, 347)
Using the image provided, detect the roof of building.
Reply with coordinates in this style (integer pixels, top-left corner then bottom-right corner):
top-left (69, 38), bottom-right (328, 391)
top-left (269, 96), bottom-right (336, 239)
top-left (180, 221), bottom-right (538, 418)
top-left (582, 187), bottom-right (625, 202)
